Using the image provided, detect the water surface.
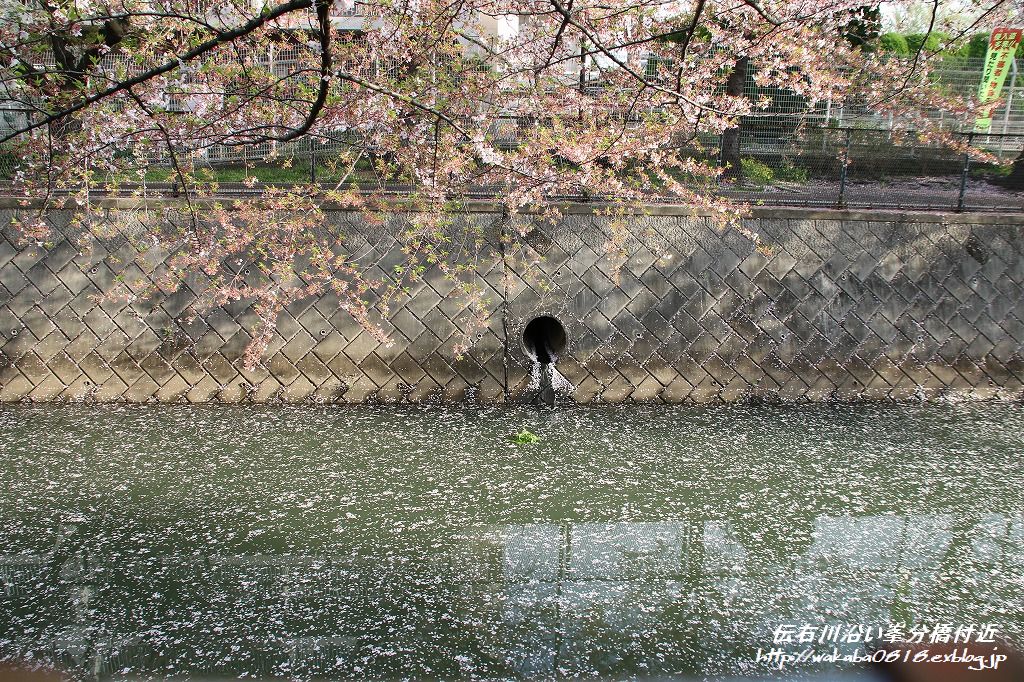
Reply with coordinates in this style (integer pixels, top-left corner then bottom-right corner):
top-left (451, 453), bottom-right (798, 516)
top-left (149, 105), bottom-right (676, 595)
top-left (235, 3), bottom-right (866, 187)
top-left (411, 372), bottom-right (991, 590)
top-left (1, 403), bottom-right (1022, 680)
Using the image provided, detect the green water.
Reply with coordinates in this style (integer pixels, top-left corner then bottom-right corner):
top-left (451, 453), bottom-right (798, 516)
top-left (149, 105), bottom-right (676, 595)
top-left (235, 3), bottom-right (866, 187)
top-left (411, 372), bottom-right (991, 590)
top-left (0, 403), bottom-right (1022, 680)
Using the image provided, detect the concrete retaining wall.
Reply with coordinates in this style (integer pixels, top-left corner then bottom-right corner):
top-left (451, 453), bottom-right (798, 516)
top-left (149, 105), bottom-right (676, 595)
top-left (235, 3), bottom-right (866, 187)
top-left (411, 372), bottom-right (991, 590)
top-left (1, 200), bottom-right (1023, 402)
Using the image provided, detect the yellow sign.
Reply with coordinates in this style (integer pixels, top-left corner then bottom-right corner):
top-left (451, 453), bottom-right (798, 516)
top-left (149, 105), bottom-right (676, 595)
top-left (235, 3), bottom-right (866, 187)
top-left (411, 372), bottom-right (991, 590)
top-left (975, 27), bottom-right (1023, 132)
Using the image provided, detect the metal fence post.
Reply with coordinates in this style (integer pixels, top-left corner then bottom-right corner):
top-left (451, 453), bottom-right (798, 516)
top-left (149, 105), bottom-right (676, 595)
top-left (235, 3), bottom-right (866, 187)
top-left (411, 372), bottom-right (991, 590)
top-left (309, 138), bottom-right (316, 184)
top-left (837, 128), bottom-right (851, 209)
top-left (957, 131), bottom-right (974, 212)
top-left (999, 59), bottom-right (1018, 159)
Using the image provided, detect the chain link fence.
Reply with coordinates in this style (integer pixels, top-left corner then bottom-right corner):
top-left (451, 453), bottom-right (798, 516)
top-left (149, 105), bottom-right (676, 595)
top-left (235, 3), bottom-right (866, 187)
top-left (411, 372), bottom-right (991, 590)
top-left (696, 126), bottom-right (1024, 212)
top-left (2, 52), bottom-right (1024, 211)
top-left (2, 124), bottom-right (1022, 211)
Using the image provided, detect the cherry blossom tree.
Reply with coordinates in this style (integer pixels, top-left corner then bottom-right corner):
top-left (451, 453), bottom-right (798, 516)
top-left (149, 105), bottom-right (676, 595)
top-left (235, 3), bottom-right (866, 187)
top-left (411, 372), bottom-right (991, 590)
top-left (0, 0), bottom-right (1013, 363)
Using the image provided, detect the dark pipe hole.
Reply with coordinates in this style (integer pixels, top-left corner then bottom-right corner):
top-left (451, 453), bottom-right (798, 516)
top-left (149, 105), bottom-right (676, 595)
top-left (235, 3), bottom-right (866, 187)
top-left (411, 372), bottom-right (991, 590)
top-left (523, 316), bottom-right (567, 365)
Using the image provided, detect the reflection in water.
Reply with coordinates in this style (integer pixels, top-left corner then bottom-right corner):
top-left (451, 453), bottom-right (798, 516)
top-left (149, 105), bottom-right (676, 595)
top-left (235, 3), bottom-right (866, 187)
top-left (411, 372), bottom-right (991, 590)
top-left (3, 514), bottom-right (1021, 679)
top-left (1, 403), bottom-right (1022, 679)
top-left (456, 515), bottom-right (1024, 677)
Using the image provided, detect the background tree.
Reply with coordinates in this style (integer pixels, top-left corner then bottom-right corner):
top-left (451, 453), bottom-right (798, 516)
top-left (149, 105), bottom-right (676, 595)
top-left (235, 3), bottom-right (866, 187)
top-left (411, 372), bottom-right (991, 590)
top-left (0, 0), bottom-right (1007, 362)
top-left (842, 5), bottom-right (883, 50)
top-left (718, 56), bottom-right (749, 181)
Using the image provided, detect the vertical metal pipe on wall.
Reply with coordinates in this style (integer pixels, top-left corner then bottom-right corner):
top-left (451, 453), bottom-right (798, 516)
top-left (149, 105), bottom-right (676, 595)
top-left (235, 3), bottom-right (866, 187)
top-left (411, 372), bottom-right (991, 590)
top-left (957, 131), bottom-right (974, 212)
top-left (999, 59), bottom-right (1018, 159)
top-left (838, 128), bottom-right (851, 208)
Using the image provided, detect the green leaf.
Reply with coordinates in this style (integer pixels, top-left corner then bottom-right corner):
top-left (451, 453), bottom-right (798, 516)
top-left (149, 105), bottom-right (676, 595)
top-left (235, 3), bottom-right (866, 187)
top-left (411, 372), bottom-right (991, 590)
top-left (509, 429), bottom-right (540, 445)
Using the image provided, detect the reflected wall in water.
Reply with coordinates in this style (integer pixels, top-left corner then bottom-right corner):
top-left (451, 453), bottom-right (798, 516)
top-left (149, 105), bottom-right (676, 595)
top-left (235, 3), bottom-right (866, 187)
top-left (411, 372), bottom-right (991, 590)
top-left (3, 512), bottom-right (1022, 679)
top-left (1, 403), bottom-right (1022, 679)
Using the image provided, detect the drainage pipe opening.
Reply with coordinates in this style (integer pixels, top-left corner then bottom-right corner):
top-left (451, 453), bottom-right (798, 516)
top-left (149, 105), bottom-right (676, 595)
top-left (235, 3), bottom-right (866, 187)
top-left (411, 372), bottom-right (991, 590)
top-left (523, 316), bottom-right (567, 364)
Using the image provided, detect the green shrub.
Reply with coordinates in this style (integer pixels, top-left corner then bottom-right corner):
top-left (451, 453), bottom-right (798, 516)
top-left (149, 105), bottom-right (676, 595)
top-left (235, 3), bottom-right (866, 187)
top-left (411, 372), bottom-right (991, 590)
top-left (776, 162), bottom-right (809, 183)
top-left (882, 31), bottom-right (1024, 59)
top-left (970, 163), bottom-right (1013, 179)
top-left (879, 33), bottom-right (909, 55)
top-left (0, 152), bottom-right (16, 180)
top-left (965, 33), bottom-right (990, 58)
top-left (740, 157), bottom-right (774, 187)
top-left (905, 32), bottom-right (948, 54)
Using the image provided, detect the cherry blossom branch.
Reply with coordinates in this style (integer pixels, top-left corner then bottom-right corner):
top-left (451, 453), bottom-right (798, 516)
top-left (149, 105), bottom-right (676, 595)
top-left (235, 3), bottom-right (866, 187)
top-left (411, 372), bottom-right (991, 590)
top-left (546, 0), bottom-right (722, 114)
top-left (0, 0), bottom-right (317, 144)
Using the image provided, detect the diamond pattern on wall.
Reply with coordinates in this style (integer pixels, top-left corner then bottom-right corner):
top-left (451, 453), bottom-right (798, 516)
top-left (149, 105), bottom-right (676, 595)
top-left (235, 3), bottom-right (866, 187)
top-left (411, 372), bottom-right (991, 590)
top-left (1, 205), bottom-right (1023, 403)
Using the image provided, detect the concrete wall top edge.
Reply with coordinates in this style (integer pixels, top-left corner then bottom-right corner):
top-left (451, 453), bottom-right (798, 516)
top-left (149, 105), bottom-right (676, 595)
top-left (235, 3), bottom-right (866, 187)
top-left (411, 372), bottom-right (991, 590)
top-left (0, 195), bottom-right (1021, 225)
